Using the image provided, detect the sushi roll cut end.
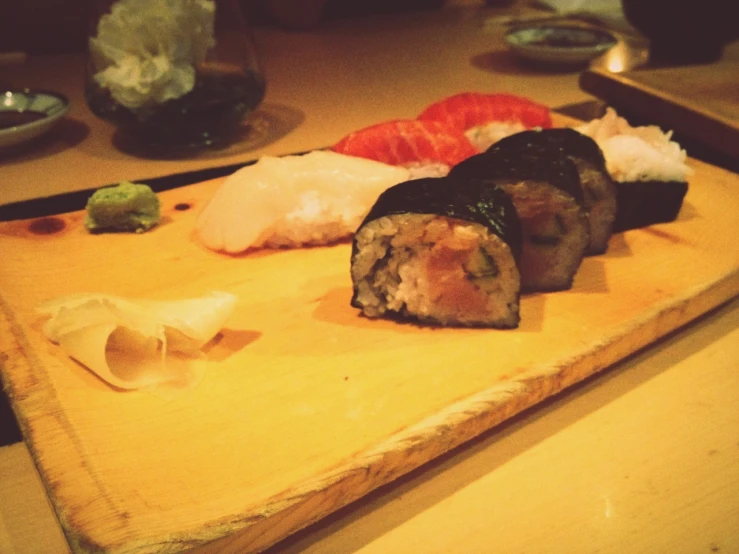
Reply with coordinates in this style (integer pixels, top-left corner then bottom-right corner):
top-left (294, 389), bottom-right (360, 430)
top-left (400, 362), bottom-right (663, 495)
top-left (352, 215), bottom-right (520, 328)
top-left (351, 177), bottom-right (522, 328)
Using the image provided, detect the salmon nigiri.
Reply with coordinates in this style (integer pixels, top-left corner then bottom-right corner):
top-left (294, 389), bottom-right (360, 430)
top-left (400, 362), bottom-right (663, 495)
top-left (331, 119), bottom-right (477, 178)
top-left (418, 92), bottom-right (553, 152)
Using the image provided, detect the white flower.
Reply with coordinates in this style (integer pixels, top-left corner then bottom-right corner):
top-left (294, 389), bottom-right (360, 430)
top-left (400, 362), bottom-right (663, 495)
top-left (90, 0), bottom-right (216, 109)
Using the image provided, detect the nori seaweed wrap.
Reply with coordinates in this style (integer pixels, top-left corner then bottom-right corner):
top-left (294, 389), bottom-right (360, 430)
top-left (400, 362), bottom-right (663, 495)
top-left (612, 180), bottom-right (689, 232)
top-left (489, 128), bottom-right (617, 254)
top-left (351, 176), bottom-right (523, 328)
top-left (450, 148), bottom-right (589, 292)
top-left (451, 147), bottom-right (585, 206)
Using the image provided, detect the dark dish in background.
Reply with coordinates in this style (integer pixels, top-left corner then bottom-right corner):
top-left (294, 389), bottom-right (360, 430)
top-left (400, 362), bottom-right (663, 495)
top-left (505, 25), bottom-right (617, 67)
top-left (0, 89), bottom-right (69, 147)
top-left (84, 0), bottom-right (266, 153)
top-left (621, 0), bottom-right (739, 64)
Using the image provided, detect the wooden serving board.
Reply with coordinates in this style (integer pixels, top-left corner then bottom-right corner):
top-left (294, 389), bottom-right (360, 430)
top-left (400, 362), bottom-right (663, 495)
top-left (1, 154), bottom-right (738, 553)
top-left (579, 63), bottom-right (739, 160)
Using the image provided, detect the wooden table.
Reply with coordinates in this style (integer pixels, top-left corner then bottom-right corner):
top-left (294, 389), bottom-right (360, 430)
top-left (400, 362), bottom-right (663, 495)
top-left (1, 5), bottom-right (738, 554)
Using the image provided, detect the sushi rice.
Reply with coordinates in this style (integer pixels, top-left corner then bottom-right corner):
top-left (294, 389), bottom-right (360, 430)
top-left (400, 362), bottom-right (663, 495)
top-left (464, 121), bottom-right (529, 152)
top-left (352, 215), bottom-right (521, 328)
top-left (576, 108), bottom-right (692, 183)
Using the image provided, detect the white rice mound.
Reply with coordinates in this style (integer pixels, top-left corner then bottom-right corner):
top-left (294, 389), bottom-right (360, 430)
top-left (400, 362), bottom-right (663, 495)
top-left (576, 108), bottom-right (692, 183)
top-left (405, 161), bottom-right (451, 180)
top-left (465, 121), bottom-right (528, 152)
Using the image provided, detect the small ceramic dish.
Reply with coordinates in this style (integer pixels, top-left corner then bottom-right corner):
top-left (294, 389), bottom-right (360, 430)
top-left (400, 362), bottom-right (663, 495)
top-left (0, 89), bottom-right (70, 148)
top-left (505, 25), bottom-right (618, 67)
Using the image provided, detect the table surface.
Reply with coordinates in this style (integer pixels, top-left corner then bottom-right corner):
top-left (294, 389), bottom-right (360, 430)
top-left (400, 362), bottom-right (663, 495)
top-left (1, 4), bottom-right (738, 553)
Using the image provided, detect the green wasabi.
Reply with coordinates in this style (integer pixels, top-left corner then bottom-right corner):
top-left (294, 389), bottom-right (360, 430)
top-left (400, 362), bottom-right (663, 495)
top-left (84, 181), bottom-right (161, 233)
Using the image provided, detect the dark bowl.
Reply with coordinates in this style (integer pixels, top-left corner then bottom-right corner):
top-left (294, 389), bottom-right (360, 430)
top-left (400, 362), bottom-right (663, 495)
top-left (622, 0), bottom-right (739, 63)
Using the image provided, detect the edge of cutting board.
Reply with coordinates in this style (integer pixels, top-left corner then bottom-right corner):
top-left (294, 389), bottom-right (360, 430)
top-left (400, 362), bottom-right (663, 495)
top-left (3, 269), bottom-right (737, 553)
top-left (195, 272), bottom-right (739, 553)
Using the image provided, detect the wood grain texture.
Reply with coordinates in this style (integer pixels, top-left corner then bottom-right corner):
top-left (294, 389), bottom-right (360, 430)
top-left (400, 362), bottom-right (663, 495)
top-left (1, 148), bottom-right (738, 553)
top-left (579, 63), bottom-right (739, 159)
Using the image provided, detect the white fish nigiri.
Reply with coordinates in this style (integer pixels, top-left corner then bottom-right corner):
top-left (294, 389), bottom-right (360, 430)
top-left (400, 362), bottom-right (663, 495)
top-left (38, 291), bottom-right (237, 390)
top-left (195, 150), bottom-right (411, 254)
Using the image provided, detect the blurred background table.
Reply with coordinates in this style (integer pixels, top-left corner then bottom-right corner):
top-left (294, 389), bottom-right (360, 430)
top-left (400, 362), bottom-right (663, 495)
top-left (0, 2), bottom-right (632, 207)
top-left (1, 3), bottom-right (738, 553)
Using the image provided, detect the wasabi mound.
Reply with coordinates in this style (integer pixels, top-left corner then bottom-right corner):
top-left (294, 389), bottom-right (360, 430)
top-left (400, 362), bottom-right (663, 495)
top-left (85, 181), bottom-right (161, 233)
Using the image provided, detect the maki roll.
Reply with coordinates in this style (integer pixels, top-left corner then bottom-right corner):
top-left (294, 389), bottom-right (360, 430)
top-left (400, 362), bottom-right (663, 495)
top-left (576, 108), bottom-right (691, 232)
top-left (450, 148), bottom-right (589, 292)
top-left (490, 128), bottom-right (617, 255)
top-left (351, 177), bottom-right (522, 328)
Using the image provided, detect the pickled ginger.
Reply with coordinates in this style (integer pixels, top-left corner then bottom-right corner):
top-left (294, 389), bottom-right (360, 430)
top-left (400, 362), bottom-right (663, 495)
top-left (38, 291), bottom-right (237, 390)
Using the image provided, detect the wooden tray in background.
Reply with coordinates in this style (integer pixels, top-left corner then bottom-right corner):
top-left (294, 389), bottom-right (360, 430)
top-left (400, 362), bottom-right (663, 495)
top-left (580, 63), bottom-right (739, 160)
top-left (1, 144), bottom-right (738, 552)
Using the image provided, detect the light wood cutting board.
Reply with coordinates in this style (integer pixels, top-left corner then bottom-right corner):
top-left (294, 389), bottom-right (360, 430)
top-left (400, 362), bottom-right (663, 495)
top-left (1, 150), bottom-right (738, 553)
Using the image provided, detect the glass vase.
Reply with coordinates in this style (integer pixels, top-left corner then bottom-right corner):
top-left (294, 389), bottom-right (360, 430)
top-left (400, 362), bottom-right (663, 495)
top-left (85, 0), bottom-right (266, 153)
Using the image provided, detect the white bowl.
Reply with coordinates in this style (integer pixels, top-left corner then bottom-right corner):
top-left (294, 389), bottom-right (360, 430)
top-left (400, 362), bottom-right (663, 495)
top-left (505, 25), bottom-right (617, 67)
top-left (0, 89), bottom-right (70, 148)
